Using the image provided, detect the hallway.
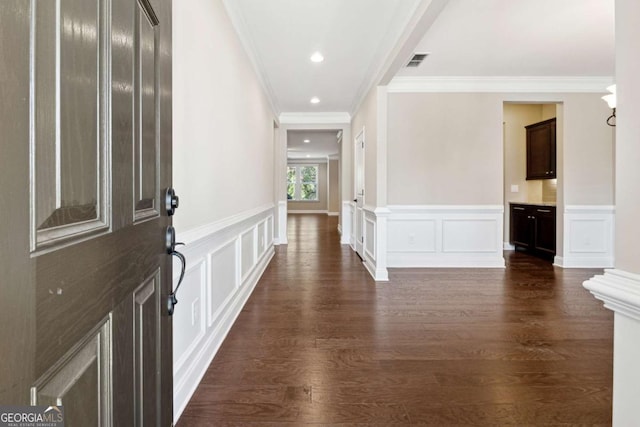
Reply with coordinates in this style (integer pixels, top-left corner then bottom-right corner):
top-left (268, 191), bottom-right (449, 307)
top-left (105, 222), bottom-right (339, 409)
top-left (178, 214), bottom-right (613, 425)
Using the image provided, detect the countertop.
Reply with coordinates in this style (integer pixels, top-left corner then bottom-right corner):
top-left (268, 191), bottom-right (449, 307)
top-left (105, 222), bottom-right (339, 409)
top-left (509, 201), bottom-right (556, 207)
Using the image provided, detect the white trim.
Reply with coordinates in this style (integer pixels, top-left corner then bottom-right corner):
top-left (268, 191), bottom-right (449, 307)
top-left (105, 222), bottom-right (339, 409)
top-left (277, 200), bottom-right (287, 245)
top-left (388, 204), bottom-right (504, 214)
top-left (340, 201), bottom-right (353, 245)
top-left (504, 242), bottom-right (515, 251)
top-left (220, 1), bottom-right (280, 115)
top-left (178, 204), bottom-right (274, 245)
top-left (173, 208), bottom-right (275, 423)
top-left (386, 205), bottom-right (505, 268)
top-left (288, 210), bottom-right (328, 214)
top-left (584, 269), bottom-right (640, 322)
top-left (387, 76), bottom-right (614, 93)
top-left (278, 112), bottom-right (351, 124)
top-left (327, 212), bottom-right (339, 217)
top-left (557, 205), bottom-right (615, 268)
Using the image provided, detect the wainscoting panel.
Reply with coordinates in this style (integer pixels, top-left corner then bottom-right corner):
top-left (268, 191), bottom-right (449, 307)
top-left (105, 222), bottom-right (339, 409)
top-left (361, 206), bottom-right (389, 281)
top-left (208, 239), bottom-right (238, 327)
top-left (556, 205), bottom-right (615, 268)
top-left (172, 205), bottom-right (275, 424)
top-left (173, 260), bottom-right (207, 375)
top-left (388, 219), bottom-right (437, 253)
top-left (387, 205), bottom-right (505, 268)
top-left (442, 219), bottom-right (498, 253)
top-left (340, 201), bottom-right (353, 245)
top-left (364, 215), bottom-right (376, 260)
top-left (240, 229), bottom-right (255, 280)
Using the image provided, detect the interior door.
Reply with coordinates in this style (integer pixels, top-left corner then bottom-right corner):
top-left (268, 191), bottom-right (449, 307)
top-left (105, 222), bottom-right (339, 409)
top-left (354, 129), bottom-right (365, 259)
top-left (0, 0), bottom-right (173, 425)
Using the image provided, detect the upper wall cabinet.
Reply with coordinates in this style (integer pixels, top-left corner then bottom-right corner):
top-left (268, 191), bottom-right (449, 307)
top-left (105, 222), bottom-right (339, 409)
top-left (526, 118), bottom-right (556, 180)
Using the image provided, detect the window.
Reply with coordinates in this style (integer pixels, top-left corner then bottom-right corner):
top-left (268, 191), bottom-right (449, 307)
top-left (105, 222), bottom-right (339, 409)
top-left (287, 165), bottom-right (318, 201)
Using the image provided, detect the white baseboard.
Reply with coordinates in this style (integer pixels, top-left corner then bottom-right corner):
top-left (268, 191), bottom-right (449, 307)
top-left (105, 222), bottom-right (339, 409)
top-left (504, 241), bottom-right (515, 250)
top-left (386, 205), bottom-right (505, 268)
top-left (327, 211), bottom-right (339, 216)
top-left (173, 206), bottom-right (275, 424)
top-left (584, 269), bottom-right (640, 321)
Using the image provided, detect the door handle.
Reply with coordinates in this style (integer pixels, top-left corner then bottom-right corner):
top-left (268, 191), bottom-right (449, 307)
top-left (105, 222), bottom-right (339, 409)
top-left (353, 199), bottom-right (357, 203)
top-left (165, 187), bottom-right (180, 216)
top-left (165, 226), bottom-right (186, 316)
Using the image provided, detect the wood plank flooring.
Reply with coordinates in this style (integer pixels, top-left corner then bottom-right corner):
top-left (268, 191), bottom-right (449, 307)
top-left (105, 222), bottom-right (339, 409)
top-left (178, 214), bottom-right (613, 426)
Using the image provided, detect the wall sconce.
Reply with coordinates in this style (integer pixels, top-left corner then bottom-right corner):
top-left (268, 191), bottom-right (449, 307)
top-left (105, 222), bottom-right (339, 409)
top-left (602, 84), bottom-right (616, 127)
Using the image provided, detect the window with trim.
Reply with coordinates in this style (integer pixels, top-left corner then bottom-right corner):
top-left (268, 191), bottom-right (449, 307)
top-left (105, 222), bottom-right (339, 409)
top-left (287, 165), bottom-right (318, 201)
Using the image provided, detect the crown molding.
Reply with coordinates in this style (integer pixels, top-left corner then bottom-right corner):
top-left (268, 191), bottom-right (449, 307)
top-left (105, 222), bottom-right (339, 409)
top-left (221, 0), bottom-right (281, 115)
top-left (279, 112), bottom-right (351, 125)
top-left (387, 76), bottom-right (615, 93)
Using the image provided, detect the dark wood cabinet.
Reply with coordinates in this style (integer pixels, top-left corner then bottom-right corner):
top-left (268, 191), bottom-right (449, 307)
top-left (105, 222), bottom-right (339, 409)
top-left (510, 203), bottom-right (556, 259)
top-left (526, 118), bottom-right (556, 180)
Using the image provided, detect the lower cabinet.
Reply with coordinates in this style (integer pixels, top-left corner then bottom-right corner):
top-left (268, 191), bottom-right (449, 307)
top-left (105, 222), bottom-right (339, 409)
top-left (510, 203), bottom-right (556, 259)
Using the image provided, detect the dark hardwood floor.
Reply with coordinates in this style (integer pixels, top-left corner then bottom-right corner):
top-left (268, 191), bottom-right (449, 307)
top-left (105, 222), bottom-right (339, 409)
top-left (178, 214), bottom-right (613, 426)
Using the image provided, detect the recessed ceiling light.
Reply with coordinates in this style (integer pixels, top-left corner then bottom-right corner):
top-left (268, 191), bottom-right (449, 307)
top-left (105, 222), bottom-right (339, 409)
top-left (303, 139), bottom-right (310, 143)
top-left (310, 97), bottom-right (320, 104)
top-left (310, 52), bottom-right (324, 63)
top-left (306, 155), bottom-right (311, 158)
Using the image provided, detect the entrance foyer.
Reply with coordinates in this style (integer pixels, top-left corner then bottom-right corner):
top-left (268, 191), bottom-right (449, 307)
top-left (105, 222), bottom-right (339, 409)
top-left (178, 214), bottom-right (612, 425)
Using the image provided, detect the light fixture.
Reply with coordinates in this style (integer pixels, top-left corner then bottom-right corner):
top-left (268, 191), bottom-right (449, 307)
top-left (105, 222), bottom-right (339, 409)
top-left (306, 154), bottom-right (311, 158)
top-left (310, 52), bottom-right (324, 63)
top-left (303, 139), bottom-right (310, 143)
top-left (602, 84), bottom-right (616, 127)
top-left (310, 97), bottom-right (320, 104)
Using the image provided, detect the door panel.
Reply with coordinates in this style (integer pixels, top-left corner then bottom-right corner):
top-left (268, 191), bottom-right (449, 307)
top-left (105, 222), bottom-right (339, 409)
top-left (32, 0), bottom-right (109, 250)
top-left (1, 0), bottom-right (173, 425)
top-left (134, 1), bottom-right (160, 220)
top-left (134, 271), bottom-right (161, 426)
top-left (31, 320), bottom-right (111, 426)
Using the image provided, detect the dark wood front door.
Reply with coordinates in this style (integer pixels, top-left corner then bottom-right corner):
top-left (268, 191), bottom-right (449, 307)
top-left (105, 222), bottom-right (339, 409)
top-left (0, 0), bottom-right (173, 424)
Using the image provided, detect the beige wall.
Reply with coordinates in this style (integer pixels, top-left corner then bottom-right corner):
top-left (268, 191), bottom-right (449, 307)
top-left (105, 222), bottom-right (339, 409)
top-left (328, 159), bottom-right (340, 213)
top-left (562, 93), bottom-right (615, 206)
top-left (388, 93), bottom-right (503, 205)
top-left (351, 87), bottom-right (378, 207)
top-left (388, 92), bottom-right (613, 206)
top-left (173, 0), bottom-right (275, 232)
top-left (287, 162), bottom-right (328, 212)
top-left (615, 0), bottom-right (640, 274)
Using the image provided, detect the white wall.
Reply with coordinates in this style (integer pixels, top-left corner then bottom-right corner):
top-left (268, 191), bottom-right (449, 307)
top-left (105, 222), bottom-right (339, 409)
top-left (173, 0), bottom-right (275, 232)
top-left (172, 0), bottom-right (276, 422)
top-left (351, 87), bottom-right (378, 207)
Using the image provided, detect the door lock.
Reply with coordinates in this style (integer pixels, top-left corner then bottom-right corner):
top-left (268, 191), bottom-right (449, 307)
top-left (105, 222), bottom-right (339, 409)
top-left (165, 187), bottom-right (179, 216)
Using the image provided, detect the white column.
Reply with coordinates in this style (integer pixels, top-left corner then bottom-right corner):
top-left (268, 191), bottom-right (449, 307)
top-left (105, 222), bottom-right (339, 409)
top-left (583, 0), bottom-right (640, 424)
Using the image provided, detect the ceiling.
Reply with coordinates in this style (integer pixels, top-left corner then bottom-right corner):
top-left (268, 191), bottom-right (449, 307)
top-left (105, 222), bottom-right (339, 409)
top-left (398, 0), bottom-right (615, 77)
top-left (287, 130), bottom-right (341, 160)
top-left (225, 0), bottom-right (423, 114)
top-left (224, 0), bottom-right (615, 117)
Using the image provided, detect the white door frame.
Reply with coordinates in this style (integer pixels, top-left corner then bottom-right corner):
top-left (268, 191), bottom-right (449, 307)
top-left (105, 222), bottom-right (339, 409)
top-left (354, 128), bottom-right (365, 258)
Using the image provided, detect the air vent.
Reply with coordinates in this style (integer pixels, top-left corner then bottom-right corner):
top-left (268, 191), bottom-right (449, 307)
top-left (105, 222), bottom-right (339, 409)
top-left (406, 53), bottom-right (429, 67)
